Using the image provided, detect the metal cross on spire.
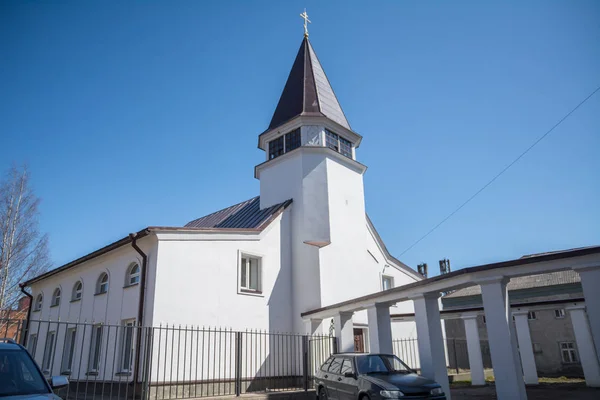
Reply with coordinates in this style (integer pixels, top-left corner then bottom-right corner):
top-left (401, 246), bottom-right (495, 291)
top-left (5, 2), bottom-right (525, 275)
top-left (300, 9), bottom-right (311, 38)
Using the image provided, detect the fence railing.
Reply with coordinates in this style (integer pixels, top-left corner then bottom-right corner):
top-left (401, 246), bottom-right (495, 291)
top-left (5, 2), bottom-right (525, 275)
top-left (4, 319), bottom-right (335, 400)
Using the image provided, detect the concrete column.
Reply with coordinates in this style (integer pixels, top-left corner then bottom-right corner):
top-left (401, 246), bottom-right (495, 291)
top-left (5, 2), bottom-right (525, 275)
top-left (366, 304), bottom-right (393, 354)
top-left (305, 319), bottom-right (323, 335)
top-left (512, 311), bottom-right (539, 385)
top-left (478, 277), bottom-right (527, 400)
top-left (573, 265), bottom-right (600, 364)
top-left (461, 313), bottom-right (485, 386)
top-left (566, 305), bottom-right (600, 387)
top-left (334, 312), bottom-right (354, 353)
top-left (411, 293), bottom-right (451, 400)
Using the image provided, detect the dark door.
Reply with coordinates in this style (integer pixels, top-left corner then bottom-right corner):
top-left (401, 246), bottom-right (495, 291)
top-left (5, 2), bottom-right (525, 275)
top-left (354, 329), bottom-right (364, 352)
top-left (336, 358), bottom-right (359, 400)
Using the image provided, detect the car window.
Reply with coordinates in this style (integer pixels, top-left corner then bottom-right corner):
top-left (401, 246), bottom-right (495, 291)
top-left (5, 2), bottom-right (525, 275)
top-left (356, 355), bottom-right (387, 374)
top-left (340, 358), bottom-right (353, 374)
top-left (320, 357), bottom-right (334, 372)
top-left (0, 349), bottom-right (50, 396)
top-left (328, 357), bottom-right (343, 374)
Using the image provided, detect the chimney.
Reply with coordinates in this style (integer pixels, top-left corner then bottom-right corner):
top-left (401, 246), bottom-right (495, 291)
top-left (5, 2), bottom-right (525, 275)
top-left (439, 258), bottom-right (451, 275)
top-left (417, 263), bottom-right (428, 278)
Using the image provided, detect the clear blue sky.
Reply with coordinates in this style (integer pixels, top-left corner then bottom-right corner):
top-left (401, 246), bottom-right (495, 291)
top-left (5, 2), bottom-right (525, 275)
top-left (1, 1), bottom-right (599, 276)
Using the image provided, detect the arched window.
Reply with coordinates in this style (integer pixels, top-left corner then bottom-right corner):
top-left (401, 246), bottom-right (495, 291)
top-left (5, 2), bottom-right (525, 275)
top-left (127, 263), bottom-right (140, 286)
top-left (72, 281), bottom-right (83, 301)
top-left (51, 288), bottom-right (61, 307)
top-left (34, 294), bottom-right (43, 311)
top-left (96, 272), bottom-right (109, 294)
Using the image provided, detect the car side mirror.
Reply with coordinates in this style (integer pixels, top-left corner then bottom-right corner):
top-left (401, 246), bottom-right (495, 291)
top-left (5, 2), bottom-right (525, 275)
top-left (344, 372), bottom-right (356, 379)
top-left (50, 376), bottom-right (69, 389)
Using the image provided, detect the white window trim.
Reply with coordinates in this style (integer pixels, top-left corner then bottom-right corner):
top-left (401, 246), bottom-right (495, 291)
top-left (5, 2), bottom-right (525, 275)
top-left (119, 319), bottom-right (136, 373)
top-left (237, 250), bottom-right (264, 297)
top-left (51, 288), bottom-right (61, 307)
top-left (88, 324), bottom-right (104, 373)
top-left (72, 281), bottom-right (83, 302)
top-left (34, 294), bottom-right (43, 312)
top-left (96, 273), bottom-right (109, 295)
top-left (559, 341), bottom-right (579, 364)
top-left (381, 274), bottom-right (395, 291)
top-left (527, 311), bottom-right (537, 320)
top-left (61, 327), bottom-right (77, 373)
top-left (42, 331), bottom-right (56, 374)
top-left (554, 309), bottom-right (565, 319)
top-left (126, 263), bottom-right (141, 287)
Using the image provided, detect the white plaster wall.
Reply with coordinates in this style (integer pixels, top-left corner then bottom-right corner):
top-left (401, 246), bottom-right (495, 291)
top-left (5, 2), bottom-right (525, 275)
top-left (150, 212), bottom-right (292, 332)
top-left (27, 236), bottom-right (158, 381)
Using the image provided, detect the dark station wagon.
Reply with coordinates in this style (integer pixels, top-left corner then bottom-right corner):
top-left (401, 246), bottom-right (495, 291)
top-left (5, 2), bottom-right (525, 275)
top-left (315, 353), bottom-right (446, 400)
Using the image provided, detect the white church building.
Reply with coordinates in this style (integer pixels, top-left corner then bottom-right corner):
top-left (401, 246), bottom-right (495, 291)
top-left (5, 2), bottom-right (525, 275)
top-left (20, 33), bottom-right (425, 389)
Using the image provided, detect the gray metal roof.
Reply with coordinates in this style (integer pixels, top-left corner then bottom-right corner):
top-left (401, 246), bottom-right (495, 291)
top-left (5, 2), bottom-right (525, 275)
top-left (268, 37), bottom-right (350, 131)
top-left (443, 270), bottom-right (581, 298)
top-left (185, 197), bottom-right (292, 230)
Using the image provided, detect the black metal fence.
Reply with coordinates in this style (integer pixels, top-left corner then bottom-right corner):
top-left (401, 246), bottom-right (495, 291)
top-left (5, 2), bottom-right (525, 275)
top-left (393, 337), bottom-right (492, 373)
top-left (4, 319), bottom-right (335, 400)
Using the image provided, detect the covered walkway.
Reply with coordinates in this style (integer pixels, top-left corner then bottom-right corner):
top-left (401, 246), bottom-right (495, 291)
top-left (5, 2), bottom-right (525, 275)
top-left (301, 246), bottom-right (600, 400)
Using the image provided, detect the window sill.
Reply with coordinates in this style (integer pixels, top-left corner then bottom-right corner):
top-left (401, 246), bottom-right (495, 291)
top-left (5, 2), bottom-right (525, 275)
top-left (86, 371), bottom-right (99, 376)
top-left (50, 304), bottom-right (59, 308)
top-left (70, 299), bottom-right (81, 303)
top-left (238, 289), bottom-right (263, 297)
top-left (94, 292), bottom-right (107, 296)
top-left (60, 370), bottom-right (72, 376)
top-left (115, 371), bottom-right (132, 376)
top-left (123, 282), bottom-right (139, 289)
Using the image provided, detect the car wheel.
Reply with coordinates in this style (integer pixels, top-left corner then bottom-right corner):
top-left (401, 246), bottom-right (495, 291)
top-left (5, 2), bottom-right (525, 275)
top-left (359, 394), bottom-right (371, 400)
top-left (319, 387), bottom-right (328, 400)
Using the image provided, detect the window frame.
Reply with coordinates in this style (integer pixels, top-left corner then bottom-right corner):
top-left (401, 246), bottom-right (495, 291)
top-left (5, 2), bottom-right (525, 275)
top-left (559, 342), bottom-right (579, 364)
top-left (325, 129), bottom-right (354, 159)
top-left (61, 327), bottom-right (77, 374)
top-left (268, 128), bottom-right (302, 160)
top-left (119, 319), bottom-right (136, 373)
top-left (72, 281), bottom-right (83, 302)
top-left (381, 275), bottom-right (394, 291)
top-left (28, 334), bottom-right (38, 357)
top-left (554, 309), bottom-right (565, 319)
top-left (96, 272), bottom-right (109, 295)
top-left (51, 288), bottom-right (61, 307)
top-left (34, 293), bottom-right (43, 312)
top-left (42, 331), bottom-right (56, 374)
top-left (88, 324), bottom-right (104, 373)
top-left (238, 251), bottom-right (263, 296)
top-left (126, 263), bottom-right (140, 287)
top-left (527, 311), bottom-right (537, 320)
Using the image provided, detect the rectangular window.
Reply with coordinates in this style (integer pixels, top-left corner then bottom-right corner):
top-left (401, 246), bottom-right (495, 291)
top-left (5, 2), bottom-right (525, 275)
top-left (285, 128), bottom-right (301, 152)
top-left (240, 255), bottom-right (261, 293)
top-left (268, 136), bottom-right (284, 159)
top-left (27, 334), bottom-right (38, 357)
top-left (61, 327), bottom-right (77, 373)
top-left (325, 129), bottom-right (339, 151)
top-left (339, 136), bottom-right (353, 158)
top-left (482, 315), bottom-right (486, 325)
top-left (325, 129), bottom-right (353, 158)
top-left (382, 275), bottom-right (394, 291)
top-left (120, 320), bottom-right (135, 372)
top-left (88, 325), bottom-right (103, 372)
top-left (528, 311), bottom-right (537, 320)
top-left (554, 309), bottom-right (565, 319)
top-left (42, 331), bottom-right (56, 373)
top-left (560, 342), bottom-right (578, 363)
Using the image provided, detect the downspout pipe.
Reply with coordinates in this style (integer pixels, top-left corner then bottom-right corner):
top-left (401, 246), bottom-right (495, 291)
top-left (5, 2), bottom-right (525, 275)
top-left (129, 233), bottom-right (148, 388)
top-left (19, 284), bottom-right (34, 346)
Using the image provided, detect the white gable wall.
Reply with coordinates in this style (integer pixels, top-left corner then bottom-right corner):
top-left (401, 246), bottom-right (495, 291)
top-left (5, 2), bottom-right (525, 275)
top-left (150, 211), bottom-right (293, 333)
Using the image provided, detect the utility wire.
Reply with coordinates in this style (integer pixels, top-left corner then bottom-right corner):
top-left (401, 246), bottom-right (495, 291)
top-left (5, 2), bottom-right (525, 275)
top-left (398, 84), bottom-right (600, 257)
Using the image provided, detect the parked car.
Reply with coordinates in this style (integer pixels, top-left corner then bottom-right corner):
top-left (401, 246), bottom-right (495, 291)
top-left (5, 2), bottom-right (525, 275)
top-left (0, 338), bottom-right (69, 399)
top-left (315, 353), bottom-right (446, 400)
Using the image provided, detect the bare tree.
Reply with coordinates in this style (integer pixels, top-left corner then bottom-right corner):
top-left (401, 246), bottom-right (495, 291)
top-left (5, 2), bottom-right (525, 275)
top-left (0, 165), bottom-right (51, 310)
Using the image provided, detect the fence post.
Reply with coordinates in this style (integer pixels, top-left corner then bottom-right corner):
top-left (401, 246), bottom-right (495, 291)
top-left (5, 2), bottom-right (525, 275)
top-left (302, 335), bottom-right (309, 391)
top-left (234, 332), bottom-right (242, 396)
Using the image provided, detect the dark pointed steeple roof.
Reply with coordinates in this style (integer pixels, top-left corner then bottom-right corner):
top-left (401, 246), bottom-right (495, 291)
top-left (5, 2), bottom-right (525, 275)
top-left (268, 37), bottom-right (350, 131)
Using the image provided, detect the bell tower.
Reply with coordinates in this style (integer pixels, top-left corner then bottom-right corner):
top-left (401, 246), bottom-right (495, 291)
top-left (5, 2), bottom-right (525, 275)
top-left (256, 32), bottom-right (368, 332)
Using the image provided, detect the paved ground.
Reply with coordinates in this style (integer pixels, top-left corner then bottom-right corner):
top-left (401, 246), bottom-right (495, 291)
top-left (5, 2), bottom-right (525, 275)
top-left (451, 382), bottom-right (600, 399)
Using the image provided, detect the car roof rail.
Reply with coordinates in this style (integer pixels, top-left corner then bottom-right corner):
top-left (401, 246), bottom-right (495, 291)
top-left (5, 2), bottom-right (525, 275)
top-left (0, 338), bottom-right (18, 344)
